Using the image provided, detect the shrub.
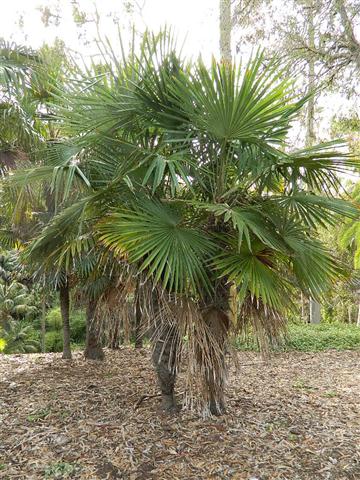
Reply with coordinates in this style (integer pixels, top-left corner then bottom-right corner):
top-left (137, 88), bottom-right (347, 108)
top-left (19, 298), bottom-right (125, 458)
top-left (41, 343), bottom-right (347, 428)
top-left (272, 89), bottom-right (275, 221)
top-left (45, 306), bottom-right (86, 345)
top-left (284, 322), bottom-right (360, 351)
top-left (70, 310), bottom-right (86, 344)
top-left (46, 307), bottom-right (62, 330)
top-left (235, 321), bottom-right (360, 352)
top-left (45, 330), bottom-right (63, 352)
top-left (2, 321), bottom-right (40, 353)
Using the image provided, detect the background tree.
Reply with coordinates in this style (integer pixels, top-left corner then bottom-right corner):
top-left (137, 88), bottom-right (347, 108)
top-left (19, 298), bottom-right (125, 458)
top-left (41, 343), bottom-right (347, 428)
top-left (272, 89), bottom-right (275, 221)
top-left (220, 0), bottom-right (232, 63)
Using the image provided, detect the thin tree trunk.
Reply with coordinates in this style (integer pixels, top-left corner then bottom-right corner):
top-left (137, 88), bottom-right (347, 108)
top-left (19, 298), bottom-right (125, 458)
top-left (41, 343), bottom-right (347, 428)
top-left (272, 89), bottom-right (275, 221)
top-left (309, 299), bottom-right (321, 324)
top-left (41, 293), bottom-right (46, 353)
top-left (59, 282), bottom-right (72, 360)
top-left (134, 285), bottom-right (143, 349)
top-left (305, 3), bottom-right (316, 146)
top-left (347, 304), bottom-right (352, 324)
top-left (219, 0), bottom-right (232, 63)
top-left (84, 298), bottom-right (104, 360)
top-left (306, 2), bottom-right (322, 325)
top-left (300, 292), bottom-right (306, 322)
top-left (357, 301), bottom-right (360, 327)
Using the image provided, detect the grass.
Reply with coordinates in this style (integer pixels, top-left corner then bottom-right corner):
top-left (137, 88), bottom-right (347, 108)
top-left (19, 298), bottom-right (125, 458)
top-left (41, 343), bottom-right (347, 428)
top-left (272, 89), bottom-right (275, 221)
top-left (235, 322), bottom-right (360, 352)
top-left (44, 462), bottom-right (80, 478)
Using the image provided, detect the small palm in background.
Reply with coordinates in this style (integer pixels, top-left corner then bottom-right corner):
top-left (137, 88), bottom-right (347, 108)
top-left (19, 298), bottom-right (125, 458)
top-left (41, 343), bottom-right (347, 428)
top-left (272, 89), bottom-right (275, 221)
top-left (0, 250), bottom-right (40, 353)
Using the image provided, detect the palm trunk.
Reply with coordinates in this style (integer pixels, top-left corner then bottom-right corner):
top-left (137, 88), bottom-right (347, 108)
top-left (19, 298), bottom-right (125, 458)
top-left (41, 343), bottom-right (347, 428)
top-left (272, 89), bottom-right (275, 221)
top-left (134, 285), bottom-right (143, 349)
top-left (198, 278), bottom-right (231, 416)
top-left (109, 321), bottom-right (120, 349)
top-left (59, 282), bottom-right (72, 360)
top-left (202, 306), bottom-right (230, 415)
top-left (152, 322), bottom-right (178, 412)
top-left (84, 298), bottom-right (104, 360)
top-left (41, 294), bottom-right (46, 353)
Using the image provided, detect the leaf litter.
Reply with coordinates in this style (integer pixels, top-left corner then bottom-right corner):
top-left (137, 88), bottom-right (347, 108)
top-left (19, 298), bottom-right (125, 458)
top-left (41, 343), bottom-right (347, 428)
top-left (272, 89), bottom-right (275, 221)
top-left (0, 348), bottom-right (359, 479)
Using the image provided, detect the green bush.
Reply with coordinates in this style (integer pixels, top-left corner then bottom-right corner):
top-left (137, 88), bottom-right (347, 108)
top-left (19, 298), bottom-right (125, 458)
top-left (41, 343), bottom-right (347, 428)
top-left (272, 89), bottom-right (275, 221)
top-left (45, 306), bottom-right (86, 345)
top-left (235, 322), bottom-right (360, 352)
top-left (284, 322), bottom-right (360, 351)
top-left (45, 330), bottom-right (63, 352)
top-left (2, 321), bottom-right (40, 353)
top-left (46, 307), bottom-right (62, 330)
top-left (70, 310), bottom-right (86, 344)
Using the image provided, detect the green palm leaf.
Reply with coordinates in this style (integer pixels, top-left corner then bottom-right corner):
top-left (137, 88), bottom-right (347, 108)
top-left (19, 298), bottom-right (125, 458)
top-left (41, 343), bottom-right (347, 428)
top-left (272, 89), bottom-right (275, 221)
top-left (98, 200), bottom-right (215, 294)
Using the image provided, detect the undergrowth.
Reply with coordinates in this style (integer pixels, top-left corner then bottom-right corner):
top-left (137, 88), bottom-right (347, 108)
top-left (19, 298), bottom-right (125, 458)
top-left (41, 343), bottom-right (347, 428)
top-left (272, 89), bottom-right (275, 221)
top-left (235, 322), bottom-right (360, 352)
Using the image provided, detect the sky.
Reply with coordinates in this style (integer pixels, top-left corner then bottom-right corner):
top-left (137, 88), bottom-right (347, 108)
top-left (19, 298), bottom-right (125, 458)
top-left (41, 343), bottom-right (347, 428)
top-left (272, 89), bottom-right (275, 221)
top-left (0, 0), bottom-right (220, 60)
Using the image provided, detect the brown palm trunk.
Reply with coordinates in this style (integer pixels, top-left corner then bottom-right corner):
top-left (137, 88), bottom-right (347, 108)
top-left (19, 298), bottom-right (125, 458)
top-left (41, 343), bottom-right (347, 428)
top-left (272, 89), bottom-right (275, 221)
top-left (134, 287), bottom-right (143, 349)
top-left (84, 298), bottom-right (104, 360)
top-left (59, 282), bottom-right (72, 360)
top-left (41, 294), bottom-right (46, 353)
top-left (152, 319), bottom-right (179, 412)
top-left (202, 306), bottom-right (230, 416)
top-left (199, 277), bottom-right (231, 416)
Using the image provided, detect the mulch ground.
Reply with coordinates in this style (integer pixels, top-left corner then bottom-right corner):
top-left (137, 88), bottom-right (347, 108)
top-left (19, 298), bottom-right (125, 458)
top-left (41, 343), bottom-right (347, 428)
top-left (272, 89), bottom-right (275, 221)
top-left (0, 348), bottom-right (359, 480)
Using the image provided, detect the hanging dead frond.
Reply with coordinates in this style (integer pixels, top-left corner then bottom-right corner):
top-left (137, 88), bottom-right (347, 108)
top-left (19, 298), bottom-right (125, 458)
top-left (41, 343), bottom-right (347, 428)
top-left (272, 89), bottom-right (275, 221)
top-left (95, 271), bottom-right (135, 348)
top-left (146, 291), bottom-right (232, 416)
top-left (236, 295), bottom-right (288, 356)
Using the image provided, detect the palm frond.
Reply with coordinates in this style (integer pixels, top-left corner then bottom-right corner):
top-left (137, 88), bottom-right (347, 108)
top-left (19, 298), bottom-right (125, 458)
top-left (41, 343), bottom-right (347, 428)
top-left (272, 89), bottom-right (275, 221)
top-left (98, 199), bottom-right (216, 294)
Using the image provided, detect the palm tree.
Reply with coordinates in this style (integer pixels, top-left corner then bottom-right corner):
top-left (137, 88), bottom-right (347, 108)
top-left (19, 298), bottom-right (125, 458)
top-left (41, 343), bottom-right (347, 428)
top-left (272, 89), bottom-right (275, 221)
top-left (0, 42), bottom-right (81, 359)
top-left (339, 182), bottom-right (360, 325)
top-left (13, 32), bottom-right (358, 414)
top-left (1, 320), bottom-right (40, 354)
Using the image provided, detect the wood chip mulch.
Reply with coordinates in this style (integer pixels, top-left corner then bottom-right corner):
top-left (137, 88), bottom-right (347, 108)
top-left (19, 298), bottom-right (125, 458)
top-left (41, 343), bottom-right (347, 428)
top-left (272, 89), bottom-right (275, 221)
top-left (0, 348), bottom-right (359, 479)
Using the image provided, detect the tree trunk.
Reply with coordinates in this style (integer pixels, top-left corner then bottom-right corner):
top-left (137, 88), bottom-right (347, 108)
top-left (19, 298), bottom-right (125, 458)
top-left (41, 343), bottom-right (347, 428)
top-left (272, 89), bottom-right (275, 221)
top-left (357, 301), bottom-right (360, 327)
top-left (306, 3), bottom-right (322, 325)
top-left (300, 292), bottom-right (306, 322)
top-left (309, 298), bottom-right (321, 324)
top-left (109, 321), bottom-right (120, 349)
top-left (59, 282), bottom-right (72, 360)
top-left (305, 2), bottom-right (316, 146)
top-left (134, 287), bottom-right (143, 349)
top-left (202, 306), bottom-right (230, 415)
top-left (41, 294), bottom-right (46, 353)
top-left (347, 304), bottom-right (352, 324)
top-left (335, 0), bottom-right (360, 70)
top-left (152, 321), bottom-right (178, 412)
top-left (84, 298), bottom-right (104, 360)
top-left (219, 0), bottom-right (232, 63)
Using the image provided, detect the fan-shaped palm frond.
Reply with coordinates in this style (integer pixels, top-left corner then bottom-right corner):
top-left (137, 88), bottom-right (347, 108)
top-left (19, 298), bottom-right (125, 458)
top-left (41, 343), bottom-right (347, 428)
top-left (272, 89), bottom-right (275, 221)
top-left (99, 199), bottom-right (216, 294)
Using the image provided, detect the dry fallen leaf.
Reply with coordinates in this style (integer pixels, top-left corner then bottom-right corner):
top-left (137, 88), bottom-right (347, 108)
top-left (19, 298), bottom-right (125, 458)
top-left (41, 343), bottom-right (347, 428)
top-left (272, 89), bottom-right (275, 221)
top-left (0, 348), bottom-right (359, 479)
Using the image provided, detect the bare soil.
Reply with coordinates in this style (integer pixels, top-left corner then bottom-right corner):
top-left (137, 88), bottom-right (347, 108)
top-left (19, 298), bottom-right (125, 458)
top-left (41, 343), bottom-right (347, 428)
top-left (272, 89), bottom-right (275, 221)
top-left (0, 348), bottom-right (359, 479)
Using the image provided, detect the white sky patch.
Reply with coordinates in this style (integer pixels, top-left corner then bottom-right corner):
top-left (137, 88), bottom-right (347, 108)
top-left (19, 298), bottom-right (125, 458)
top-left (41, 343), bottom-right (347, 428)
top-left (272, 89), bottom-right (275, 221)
top-left (0, 0), bottom-right (219, 61)
top-left (0, 0), bottom-right (359, 151)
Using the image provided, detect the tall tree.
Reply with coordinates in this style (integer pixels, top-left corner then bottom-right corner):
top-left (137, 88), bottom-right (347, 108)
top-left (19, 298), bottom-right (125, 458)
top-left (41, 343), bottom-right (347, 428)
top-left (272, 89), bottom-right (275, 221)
top-left (305, 2), bottom-right (322, 324)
